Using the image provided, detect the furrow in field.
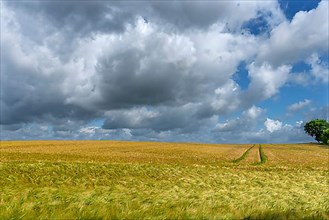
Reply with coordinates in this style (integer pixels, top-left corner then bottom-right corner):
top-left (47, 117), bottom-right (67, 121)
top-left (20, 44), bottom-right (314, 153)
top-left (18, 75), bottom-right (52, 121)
top-left (259, 144), bottom-right (267, 164)
top-left (232, 145), bottom-right (255, 163)
top-left (242, 145), bottom-right (261, 163)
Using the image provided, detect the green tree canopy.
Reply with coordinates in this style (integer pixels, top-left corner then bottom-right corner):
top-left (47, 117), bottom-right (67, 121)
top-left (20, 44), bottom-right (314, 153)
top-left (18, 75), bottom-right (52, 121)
top-left (321, 128), bottom-right (329, 145)
top-left (304, 119), bottom-right (329, 143)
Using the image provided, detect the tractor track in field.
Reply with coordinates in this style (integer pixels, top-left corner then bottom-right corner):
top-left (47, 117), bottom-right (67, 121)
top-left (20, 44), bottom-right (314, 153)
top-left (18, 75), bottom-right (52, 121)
top-left (232, 145), bottom-right (255, 163)
top-left (232, 144), bottom-right (268, 164)
top-left (258, 144), bottom-right (267, 164)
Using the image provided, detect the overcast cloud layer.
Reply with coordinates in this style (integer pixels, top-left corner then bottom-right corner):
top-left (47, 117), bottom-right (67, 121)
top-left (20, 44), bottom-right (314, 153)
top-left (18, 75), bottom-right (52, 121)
top-left (1, 1), bottom-right (328, 143)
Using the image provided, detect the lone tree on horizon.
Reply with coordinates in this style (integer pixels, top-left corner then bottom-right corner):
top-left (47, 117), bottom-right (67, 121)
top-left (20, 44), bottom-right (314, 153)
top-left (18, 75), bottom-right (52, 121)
top-left (304, 119), bottom-right (329, 143)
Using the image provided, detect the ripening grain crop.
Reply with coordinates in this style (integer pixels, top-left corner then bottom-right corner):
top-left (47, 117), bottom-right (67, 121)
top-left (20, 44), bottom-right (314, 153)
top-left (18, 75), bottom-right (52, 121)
top-left (0, 141), bottom-right (328, 219)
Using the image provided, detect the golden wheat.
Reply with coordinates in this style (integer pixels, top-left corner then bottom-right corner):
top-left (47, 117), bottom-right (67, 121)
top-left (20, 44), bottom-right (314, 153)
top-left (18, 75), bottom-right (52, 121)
top-left (0, 141), bottom-right (328, 219)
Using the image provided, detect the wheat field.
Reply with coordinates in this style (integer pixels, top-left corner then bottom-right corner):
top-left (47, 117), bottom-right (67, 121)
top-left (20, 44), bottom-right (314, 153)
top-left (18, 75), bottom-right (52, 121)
top-left (0, 141), bottom-right (328, 219)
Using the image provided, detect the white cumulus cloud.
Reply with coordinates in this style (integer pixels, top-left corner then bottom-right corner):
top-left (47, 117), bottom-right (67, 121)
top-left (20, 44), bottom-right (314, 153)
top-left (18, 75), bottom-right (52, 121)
top-left (257, 1), bottom-right (329, 67)
top-left (264, 118), bottom-right (283, 133)
top-left (287, 99), bottom-right (311, 112)
top-left (306, 54), bottom-right (329, 83)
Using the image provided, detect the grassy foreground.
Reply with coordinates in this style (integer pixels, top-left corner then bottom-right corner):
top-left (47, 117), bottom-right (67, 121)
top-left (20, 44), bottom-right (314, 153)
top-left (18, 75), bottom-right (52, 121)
top-left (0, 141), bottom-right (328, 219)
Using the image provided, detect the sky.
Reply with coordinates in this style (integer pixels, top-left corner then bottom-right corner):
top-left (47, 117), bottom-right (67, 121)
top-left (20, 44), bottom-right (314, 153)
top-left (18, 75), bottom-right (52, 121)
top-left (0, 0), bottom-right (328, 143)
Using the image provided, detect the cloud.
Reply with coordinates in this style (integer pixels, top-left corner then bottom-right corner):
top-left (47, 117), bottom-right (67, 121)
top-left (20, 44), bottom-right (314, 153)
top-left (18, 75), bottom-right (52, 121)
top-left (102, 104), bottom-right (215, 133)
top-left (257, 1), bottom-right (329, 67)
top-left (215, 118), bottom-right (246, 132)
top-left (243, 105), bottom-right (265, 119)
top-left (287, 99), bottom-right (311, 112)
top-left (304, 106), bottom-right (329, 121)
top-left (148, 1), bottom-right (285, 31)
top-left (244, 62), bottom-right (291, 103)
top-left (306, 54), bottom-right (329, 83)
top-left (1, 4), bottom-right (99, 126)
top-left (0, 1), bottom-right (326, 143)
top-left (88, 19), bottom-right (197, 109)
top-left (264, 118), bottom-right (283, 133)
top-left (210, 80), bottom-right (242, 114)
top-left (5, 1), bottom-right (137, 37)
top-left (215, 106), bottom-right (265, 132)
top-left (84, 21), bottom-right (261, 112)
top-left (213, 111), bottom-right (311, 143)
top-left (79, 126), bottom-right (98, 134)
top-left (238, 121), bottom-right (312, 143)
top-left (4, 0), bottom-right (285, 38)
top-left (288, 72), bottom-right (311, 86)
top-left (2, 2), bottom-right (261, 137)
top-left (288, 54), bottom-right (328, 86)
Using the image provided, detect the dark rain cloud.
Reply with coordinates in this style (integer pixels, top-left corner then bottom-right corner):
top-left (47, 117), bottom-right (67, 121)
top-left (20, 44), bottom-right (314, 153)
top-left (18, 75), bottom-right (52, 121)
top-left (5, 1), bottom-right (262, 36)
top-left (1, 39), bottom-right (98, 126)
top-left (102, 105), bottom-right (212, 133)
top-left (5, 1), bottom-right (136, 36)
